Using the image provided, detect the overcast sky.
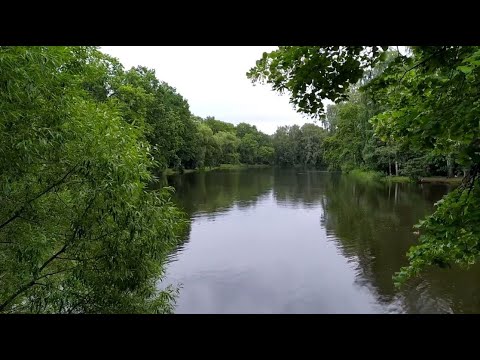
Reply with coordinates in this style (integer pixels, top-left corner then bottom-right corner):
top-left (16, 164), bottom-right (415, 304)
top-left (101, 46), bottom-right (316, 135)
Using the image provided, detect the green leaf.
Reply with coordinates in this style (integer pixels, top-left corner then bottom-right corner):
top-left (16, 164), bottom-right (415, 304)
top-left (457, 65), bottom-right (472, 74)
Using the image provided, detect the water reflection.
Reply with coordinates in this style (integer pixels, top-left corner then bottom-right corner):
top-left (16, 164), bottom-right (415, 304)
top-left (165, 169), bottom-right (273, 217)
top-left (160, 168), bottom-right (480, 313)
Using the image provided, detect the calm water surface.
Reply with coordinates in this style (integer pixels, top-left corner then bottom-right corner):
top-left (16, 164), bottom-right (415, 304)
top-left (160, 168), bottom-right (480, 313)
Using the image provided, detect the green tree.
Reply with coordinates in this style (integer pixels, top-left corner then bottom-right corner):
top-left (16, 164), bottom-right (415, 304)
top-left (365, 47), bottom-right (480, 284)
top-left (272, 126), bottom-right (295, 166)
top-left (112, 66), bottom-right (197, 170)
top-left (214, 131), bottom-right (240, 164)
top-left (300, 123), bottom-right (326, 168)
top-left (236, 122), bottom-right (259, 139)
top-left (239, 133), bottom-right (259, 164)
top-left (0, 46), bottom-right (185, 313)
top-left (204, 116), bottom-right (236, 134)
top-left (257, 146), bottom-right (275, 165)
top-left (196, 122), bottom-right (219, 168)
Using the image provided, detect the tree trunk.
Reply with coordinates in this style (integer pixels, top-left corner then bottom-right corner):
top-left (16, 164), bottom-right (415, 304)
top-left (388, 158), bottom-right (392, 176)
top-left (395, 161), bottom-right (399, 176)
top-left (447, 155), bottom-right (453, 178)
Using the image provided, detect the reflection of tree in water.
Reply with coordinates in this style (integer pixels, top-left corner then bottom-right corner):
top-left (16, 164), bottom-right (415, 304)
top-left (272, 170), bottom-right (480, 313)
top-left (166, 168), bottom-right (274, 217)
top-left (272, 168), bottom-right (333, 207)
top-left (314, 174), bottom-right (480, 313)
top-left (163, 168), bottom-right (274, 254)
top-left (318, 177), bottom-right (438, 311)
top-left (162, 168), bottom-right (480, 313)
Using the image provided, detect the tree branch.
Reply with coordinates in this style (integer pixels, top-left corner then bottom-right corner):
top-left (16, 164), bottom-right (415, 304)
top-left (0, 192), bottom-right (97, 312)
top-left (467, 164), bottom-right (478, 198)
top-left (37, 244), bottom-right (68, 274)
top-left (0, 279), bottom-right (36, 312)
top-left (0, 164), bottom-right (78, 232)
top-left (398, 47), bottom-right (447, 83)
top-left (0, 243), bottom-right (69, 312)
top-left (35, 266), bottom-right (76, 281)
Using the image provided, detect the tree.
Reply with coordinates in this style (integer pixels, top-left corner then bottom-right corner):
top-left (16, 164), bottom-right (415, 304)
top-left (196, 122), bottom-right (219, 168)
top-left (105, 64), bottom-right (200, 171)
top-left (236, 122), bottom-right (258, 139)
top-left (300, 123), bottom-right (326, 168)
top-left (364, 46), bottom-right (480, 284)
top-left (257, 146), bottom-right (275, 165)
top-left (239, 134), bottom-right (259, 164)
top-left (204, 116), bottom-right (236, 134)
top-left (272, 126), bottom-right (295, 166)
top-left (214, 131), bottom-right (240, 164)
top-left (0, 46), bottom-right (185, 313)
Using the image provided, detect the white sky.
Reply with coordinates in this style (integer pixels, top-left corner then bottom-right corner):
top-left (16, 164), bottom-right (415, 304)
top-left (101, 46), bottom-right (316, 135)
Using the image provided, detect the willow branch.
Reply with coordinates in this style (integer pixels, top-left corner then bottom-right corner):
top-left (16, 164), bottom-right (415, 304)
top-left (0, 164), bottom-right (78, 231)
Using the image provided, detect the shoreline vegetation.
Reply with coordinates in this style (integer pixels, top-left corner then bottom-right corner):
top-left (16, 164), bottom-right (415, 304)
top-left (347, 169), bottom-right (463, 185)
top-left (166, 166), bottom-right (464, 186)
top-left (163, 164), bottom-right (271, 176)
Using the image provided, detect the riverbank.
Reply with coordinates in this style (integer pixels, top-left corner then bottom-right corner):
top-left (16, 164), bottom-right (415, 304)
top-left (348, 169), bottom-right (412, 183)
top-left (348, 169), bottom-right (463, 185)
top-left (418, 176), bottom-right (463, 184)
top-left (165, 167), bottom-right (465, 185)
top-left (164, 164), bottom-right (271, 176)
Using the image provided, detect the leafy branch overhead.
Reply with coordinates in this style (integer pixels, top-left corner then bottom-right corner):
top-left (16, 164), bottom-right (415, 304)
top-left (247, 46), bottom-right (389, 118)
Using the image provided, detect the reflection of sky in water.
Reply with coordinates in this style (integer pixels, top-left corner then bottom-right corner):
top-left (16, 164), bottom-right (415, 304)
top-left (164, 190), bottom-right (383, 313)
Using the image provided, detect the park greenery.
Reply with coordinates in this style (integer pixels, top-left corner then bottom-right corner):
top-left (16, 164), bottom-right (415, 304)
top-left (1, 45), bottom-right (478, 312)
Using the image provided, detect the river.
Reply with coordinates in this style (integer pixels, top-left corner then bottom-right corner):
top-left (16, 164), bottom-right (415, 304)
top-left (160, 168), bottom-right (480, 313)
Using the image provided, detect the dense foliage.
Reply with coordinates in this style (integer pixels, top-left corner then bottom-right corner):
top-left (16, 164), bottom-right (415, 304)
top-left (248, 46), bottom-right (480, 285)
top-left (0, 47), bottom-right (191, 313)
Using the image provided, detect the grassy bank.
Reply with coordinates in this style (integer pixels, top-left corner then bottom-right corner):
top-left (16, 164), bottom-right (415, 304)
top-left (347, 169), bottom-right (463, 184)
top-left (165, 167), bottom-right (464, 185)
top-left (419, 176), bottom-right (463, 184)
top-left (163, 168), bottom-right (197, 176)
top-left (164, 164), bottom-right (271, 176)
top-left (347, 169), bottom-right (385, 182)
top-left (384, 175), bottom-right (412, 183)
top-left (213, 164), bottom-right (270, 171)
top-left (348, 169), bottom-right (413, 183)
